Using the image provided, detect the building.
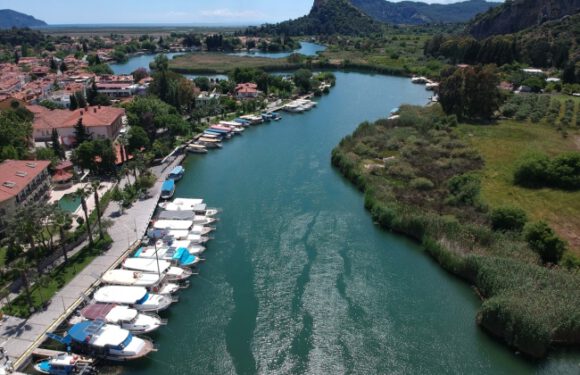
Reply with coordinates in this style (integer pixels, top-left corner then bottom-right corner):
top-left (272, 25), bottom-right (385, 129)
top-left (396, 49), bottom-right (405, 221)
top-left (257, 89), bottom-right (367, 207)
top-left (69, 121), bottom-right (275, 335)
top-left (195, 91), bottom-right (221, 107)
top-left (235, 83), bottom-right (259, 99)
top-left (0, 160), bottom-right (51, 235)
top-left (30, 105), bottom-right (126, 147)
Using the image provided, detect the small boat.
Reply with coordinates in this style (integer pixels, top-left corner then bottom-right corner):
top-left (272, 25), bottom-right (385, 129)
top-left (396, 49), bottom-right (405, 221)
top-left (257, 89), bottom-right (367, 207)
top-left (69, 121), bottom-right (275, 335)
top-left (233, 118), bottom-right (251, 127)
top-left (93, 286), bottom-right (174, 312)
top-left (411, 76), bottom-right (429, 84)
top-left (80, 304), bottom-right (165, 334)
top-left (168, 166), bottom-right (185, 181)
top-left (153, 219), bottom-right (194, 231)
top-left (134, 246), bottom-right (200, 267)
top-left (270, 112), bottom-right (282, 121)
top-left (47, 321), bottom-right (156, 361)
top-left (187, 144), bottom-right (208, 154)
top-left (159, 198), bottom-right (204, 210)
top-left (101, 269), bottom-right (180, 295)
top-left (240, 114), bottom-right (264, 124)
top-left (34, 353), bottom-right (96, 375)
top-left (156, 239), bottom-right (206, 255)
top-left (204, 129), bottom-right (230, 139)
top-left (161, 180), bottom-right (175, 200)
top-left (198, 137), bottom-right (223, 148)
top-left (122, 258), bottom-right (193, 282)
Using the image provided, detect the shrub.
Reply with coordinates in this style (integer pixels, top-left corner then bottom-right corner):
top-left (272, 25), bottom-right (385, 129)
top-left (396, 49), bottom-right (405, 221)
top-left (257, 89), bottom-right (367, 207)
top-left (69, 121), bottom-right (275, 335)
top-left (513, 153), bottom-right (551, 187)
top-left (490, 206), bottom-right (528, 232)
top-left (410, 177), bottom-right (435, 191)
top-left (447, 173), bottom-right (481, 206)
top-left (514, 152), bottom-right (580, 190)
top-left (524, 221), bottom-right (566, 264)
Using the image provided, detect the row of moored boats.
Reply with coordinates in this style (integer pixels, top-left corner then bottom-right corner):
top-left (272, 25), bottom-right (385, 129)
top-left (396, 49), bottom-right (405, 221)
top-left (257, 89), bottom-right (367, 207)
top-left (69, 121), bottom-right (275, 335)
top-left (37, 193), bottom-right (218, 374)
top-left (185, 112), bottom-right (282, 154)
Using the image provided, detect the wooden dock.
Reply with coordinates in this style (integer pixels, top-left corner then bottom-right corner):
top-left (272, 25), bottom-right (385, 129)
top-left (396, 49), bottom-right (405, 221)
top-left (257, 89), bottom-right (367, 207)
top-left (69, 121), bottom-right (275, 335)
top-left (31, 348), bottom-right (66, 358)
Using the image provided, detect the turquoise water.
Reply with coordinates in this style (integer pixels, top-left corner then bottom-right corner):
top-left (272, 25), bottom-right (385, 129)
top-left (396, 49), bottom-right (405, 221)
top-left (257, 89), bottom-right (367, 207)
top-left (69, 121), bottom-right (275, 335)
top-left (58, 194), bottom-right (81, 213)
top-left (120, 72), bottom-right (579, 374)
top-left (229, 41), bottom-right (326, 59)
top-left (109, 42), bottom-right (326, 75)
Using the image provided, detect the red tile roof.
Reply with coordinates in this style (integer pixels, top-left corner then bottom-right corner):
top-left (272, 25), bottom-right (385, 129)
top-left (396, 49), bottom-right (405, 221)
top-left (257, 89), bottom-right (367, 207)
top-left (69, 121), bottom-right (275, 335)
top-left (30, 106), bottom-right (125, 130)
top-left (0, 160), bottom-right (51, 203)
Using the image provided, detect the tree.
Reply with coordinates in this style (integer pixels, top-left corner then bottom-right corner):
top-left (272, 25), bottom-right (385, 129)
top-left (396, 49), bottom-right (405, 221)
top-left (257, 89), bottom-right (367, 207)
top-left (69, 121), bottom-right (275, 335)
top-left (132, 67), bottom-right (148, 83)
top-left (110, 186), bottom-right (125, 215)
top-left (54, 208), bottom-right (71, 264)
top-left (0, 109), bottom-right (33, 160)
top-left (294, 69), bottom-right (313, 94)
top-left (152, 54), bottom-right (168, 72)
top-left (524, 221), bottom-right (566, 264)
top-left (90, 180), bottom-right (105, 240)
top-left (127, 126), bottom-right (150, 152)
top-left (74, 187), bottom-right (93, 246)
top-left (193, 77), bottom-right (211, 92)
top-left (49, 58), bottom-right (58, 71)
top-left (51, 129), bottom-right (64, 159)
top-left (490, 206), bottom-right (528, 232)
top-left (11, 258), bottom-right (34, 312)
top-left (73, 118), bottom-right (91, 147)
top-left (447, 173), bottom-right (481, 206)
top-left (60, 61), bottom-right (67, 72)
top-left (69, 94), bottom-right (78, 110)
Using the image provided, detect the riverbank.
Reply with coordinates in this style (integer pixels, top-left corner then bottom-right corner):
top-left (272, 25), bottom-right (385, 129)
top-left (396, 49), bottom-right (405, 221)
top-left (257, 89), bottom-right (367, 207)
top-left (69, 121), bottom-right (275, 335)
top-left (331, 105), bottom-right (580, 358)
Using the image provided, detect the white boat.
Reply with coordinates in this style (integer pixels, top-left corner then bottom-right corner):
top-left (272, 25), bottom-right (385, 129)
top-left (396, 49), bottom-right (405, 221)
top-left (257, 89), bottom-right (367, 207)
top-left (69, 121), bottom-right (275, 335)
top-left (49, 321), bottom-right (155, 361)
top-left (34, 353), bottom-right (96, 375)
top-left (93, 286), bottom-right (174, 312)
top-left (160, 179), bottom-right (175, 200)
top-left (134, 246), bottom-right (200, 267)
top-left (187, 144), bottom-right (208, 154)
top-left (122, 258), bottom-right (193, 282)
top-left (156, 239), bottom-right (206, 255)
top-left (153, 220), bottom-right (194, 231)
top-left (168, 166), bottom-right (185, 181)
top-left (101, 269), bottom-right (180, 295)
top-left (159, 198), bottom-right (204, 211)
top-left (166, 230), bottom-right (210, 243)
top-left (192, 215), bottom-right (217, 225)
top-left (80, 304), bottom-right (165, 334)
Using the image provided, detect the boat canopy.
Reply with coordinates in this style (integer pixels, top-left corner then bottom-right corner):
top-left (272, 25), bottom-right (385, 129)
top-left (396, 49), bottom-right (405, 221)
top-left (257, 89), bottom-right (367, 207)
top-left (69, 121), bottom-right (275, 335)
top-left (81, 304), bottom-right (138, 323)
top-left (94, 286), bottom-right (148, 304)
top-left (169, 166), bottom-right (184, 176)
top-left (123, 258), bottom-right (172, 273)
top-left (153, 220), bottom-right (193, 230)
top-left (68, 321), bottom-right (130, 348)
top-left (102, 269), bottom-right (161, 286)
top-left (158, 210), bottom-right (195, 221)
top-left (161, 179), bottom-right (175, 192)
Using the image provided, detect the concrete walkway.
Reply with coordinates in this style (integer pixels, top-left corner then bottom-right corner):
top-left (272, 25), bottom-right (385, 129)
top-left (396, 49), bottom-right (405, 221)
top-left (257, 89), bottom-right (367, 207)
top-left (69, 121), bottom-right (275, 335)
top-left (0, 154), bottom-right (185, 368)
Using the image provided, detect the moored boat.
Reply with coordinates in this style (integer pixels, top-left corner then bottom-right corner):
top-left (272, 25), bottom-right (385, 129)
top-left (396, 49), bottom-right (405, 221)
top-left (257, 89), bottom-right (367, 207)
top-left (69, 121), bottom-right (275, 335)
top-left (160, 179), bottom-right (175, 200)
top-left (122, 258), bottom-right (193, 282)
top-left (80, 304), bottom-right (165, 334)
top-left (134, 246), bottom-right (200, 267)
top-left (93, 286), bottom-right (174, 312)
top-left (47, 321), bottom-right (156, 361)
top-left (167, 166), bottom-right (185, 181)
top-left (187, 144), bottom-right (208, 154)
top-left (33, 353), bottom-right (96, 375)
top-left (101, 269), bottom-right (180, 295)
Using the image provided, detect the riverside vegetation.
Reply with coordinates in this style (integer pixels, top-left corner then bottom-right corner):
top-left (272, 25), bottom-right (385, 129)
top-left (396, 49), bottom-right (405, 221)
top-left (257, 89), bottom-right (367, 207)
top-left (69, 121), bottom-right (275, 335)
top-left (331, 104), bottom-right (580, 357)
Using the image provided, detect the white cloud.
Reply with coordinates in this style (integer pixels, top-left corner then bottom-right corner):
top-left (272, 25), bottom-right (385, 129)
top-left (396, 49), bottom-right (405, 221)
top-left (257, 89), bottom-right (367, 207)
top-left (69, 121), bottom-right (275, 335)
top-left (200, 8), bottom-right (265, 19)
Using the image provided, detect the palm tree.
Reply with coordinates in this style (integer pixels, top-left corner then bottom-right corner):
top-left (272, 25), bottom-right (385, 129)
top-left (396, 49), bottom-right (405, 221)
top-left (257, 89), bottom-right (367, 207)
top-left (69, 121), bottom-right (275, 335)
top-left (54, 208), bottom-right (71, 264)
top-left (12, 258), bottom-right (34, 312)
top-left (111, 186), bottom-right (125, 215)
top-left (91, 180), bottom-right (105, 240)
top-left (74, 187), bottom-right (93, 247)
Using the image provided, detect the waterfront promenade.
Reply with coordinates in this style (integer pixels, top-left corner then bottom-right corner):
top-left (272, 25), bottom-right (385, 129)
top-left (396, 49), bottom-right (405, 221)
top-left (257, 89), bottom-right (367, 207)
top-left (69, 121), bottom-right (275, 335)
top-left (0, 154), bottom-right (185, 368)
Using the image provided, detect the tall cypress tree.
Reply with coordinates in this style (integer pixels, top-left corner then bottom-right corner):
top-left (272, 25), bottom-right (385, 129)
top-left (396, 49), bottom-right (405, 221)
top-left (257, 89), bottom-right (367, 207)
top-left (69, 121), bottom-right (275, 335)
top-left (51, 129), bottom-right (64, 159)
top-left (69, 94), bottom-right (78, 110)
top-left (73, 118), bottom-right (91, 147)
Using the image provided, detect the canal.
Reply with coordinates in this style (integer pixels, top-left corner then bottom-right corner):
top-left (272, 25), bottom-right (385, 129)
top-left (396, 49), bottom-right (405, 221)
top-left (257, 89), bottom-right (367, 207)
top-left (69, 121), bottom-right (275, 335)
top-left (119, 72), bottom-right (579, 374)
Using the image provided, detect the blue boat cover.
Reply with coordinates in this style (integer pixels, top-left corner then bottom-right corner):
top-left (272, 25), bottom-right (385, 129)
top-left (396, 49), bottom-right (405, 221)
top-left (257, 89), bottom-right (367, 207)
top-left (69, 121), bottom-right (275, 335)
top-left (161, 179), bottom-right (175, 192)
top-left (134, 247), bottom-right (144, 257)
top-left (68, 321), bottom-right (96, 343)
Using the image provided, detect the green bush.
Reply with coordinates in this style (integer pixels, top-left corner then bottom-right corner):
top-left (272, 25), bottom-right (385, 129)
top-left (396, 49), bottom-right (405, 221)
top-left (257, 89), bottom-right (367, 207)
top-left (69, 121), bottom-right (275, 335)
top-left (410, 177), bottom-right (435, 191)
top-left (490, 206), bottom-right (528, 232)
top-left (514, 152), bottom-right (580, 190)
top-left (447, 173), bottom-right (481, 206)
top-left (524, 221), bottom-right (566, 264)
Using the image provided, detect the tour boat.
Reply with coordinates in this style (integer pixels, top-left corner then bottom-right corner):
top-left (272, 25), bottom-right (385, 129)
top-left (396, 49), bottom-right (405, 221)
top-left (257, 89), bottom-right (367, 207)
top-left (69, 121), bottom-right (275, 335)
top-left (160, 179), bottom-right (175, 200)
top-left (204, 129), bottom-right (229, 139)
top-left (80, 304), bottom-right (165, 334)
top-left (159, 198), bottom-right (204, 210)
top-left (153, 219), bottom-right (194, 231)
top-left (240, 114), bottom-right (264, 124)
top-left (411, 76), bottom-right (429, 84)
top-left (122, 258), bottom-right (193, 282)
top-left (134, 246), bottom-right (200, 268)
top-left (156, 239), bottom-right (206, 255)
top-left (233, 118), bottom-right (252, 126)
top-left (187, 144), bottom-right (208, 154)
top-left (158, 210), bottom-right (196, 221)
top-left (167, 166), bottom-right (185, 181)
top-left (33, 353), bottom-right (96, 375)
top-left (47, 321), bottom-right (156, 361)
top-left (93, 286), bottom-right (174, 312)
top-left (197, 137), bottom-right (223, 148)
top-left (101, 269), bottom-right (180, 295)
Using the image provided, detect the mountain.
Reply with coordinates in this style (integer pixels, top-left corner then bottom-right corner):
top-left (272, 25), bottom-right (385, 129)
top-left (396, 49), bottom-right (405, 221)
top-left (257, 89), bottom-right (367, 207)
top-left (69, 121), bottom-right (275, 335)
top-left (350, 0), bottom-right (500, 25)
top-left (468, 0), bottom-right (580, 38)
top-left (253, 0), bottom-right (383, 36)
top-left (0, 9), bottom-right (47, 29)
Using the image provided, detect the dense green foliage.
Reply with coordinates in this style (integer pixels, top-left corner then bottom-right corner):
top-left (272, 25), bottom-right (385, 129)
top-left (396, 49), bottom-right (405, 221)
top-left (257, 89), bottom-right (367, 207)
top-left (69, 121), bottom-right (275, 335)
top-left (439, 65), bottom-right (501, 120)
top-left (351, 0), bottom-right (499, 24)
top-left (331, 105), bottom-right (579, 357)
top-left (0, 107), bottom-right (33, 161)
top-left (72, 139), bottom-right (117, 175)
top-left (253, 0), bottom-right (383, 36)
top-left (514, 152), bottom-right (580, 190)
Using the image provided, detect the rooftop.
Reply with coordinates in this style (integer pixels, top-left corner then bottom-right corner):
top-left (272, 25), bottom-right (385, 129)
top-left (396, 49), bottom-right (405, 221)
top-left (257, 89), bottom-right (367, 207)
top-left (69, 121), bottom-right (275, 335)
top-left (0, 160), bottom-right (51, 203)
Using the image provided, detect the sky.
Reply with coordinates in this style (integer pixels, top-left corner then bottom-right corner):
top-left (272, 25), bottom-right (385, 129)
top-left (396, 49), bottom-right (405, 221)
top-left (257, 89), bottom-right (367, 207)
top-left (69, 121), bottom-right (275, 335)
top-left (1, 0), bottom-right (502, 25)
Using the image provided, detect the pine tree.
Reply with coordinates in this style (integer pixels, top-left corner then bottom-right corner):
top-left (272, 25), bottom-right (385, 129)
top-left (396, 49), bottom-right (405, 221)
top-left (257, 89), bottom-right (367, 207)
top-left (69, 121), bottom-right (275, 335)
top-left (76, 91), bottom-right (87, 109)
top-left (87, 80), bottom-right (98, 105)
top-left (51, 129), bottom-right (64, 159)
top-left (60, 61), bottom-right (68, 72)
top-left (50, 58), bottom-right (58, 71)
top-left (73, 118), bottom-right (91, 147)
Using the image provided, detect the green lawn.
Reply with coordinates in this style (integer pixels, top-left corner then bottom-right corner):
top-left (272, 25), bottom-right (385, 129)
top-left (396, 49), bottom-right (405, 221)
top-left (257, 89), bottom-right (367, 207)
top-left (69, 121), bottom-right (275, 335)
top-left (459, 120), bottom-right (580, 254)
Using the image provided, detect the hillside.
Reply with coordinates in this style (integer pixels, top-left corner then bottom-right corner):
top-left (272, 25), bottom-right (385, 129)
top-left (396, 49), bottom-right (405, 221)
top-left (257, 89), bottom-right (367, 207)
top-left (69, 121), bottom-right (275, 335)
top-left (0, 9), bottom-right (47, 29)
top-left (351, 0), bottom-right (500, 24)
top-left (253, 0), bottom-right (383, 36)
top-left (468, 0), bottom-right (580, 38)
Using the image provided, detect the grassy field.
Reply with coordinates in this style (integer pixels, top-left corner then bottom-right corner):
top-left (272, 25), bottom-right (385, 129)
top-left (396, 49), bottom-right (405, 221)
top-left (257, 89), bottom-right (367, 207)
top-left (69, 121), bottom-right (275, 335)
top-left (170, 53), bottom-right (304, 74)
top-left (460, 120), bottom-right (580, 254)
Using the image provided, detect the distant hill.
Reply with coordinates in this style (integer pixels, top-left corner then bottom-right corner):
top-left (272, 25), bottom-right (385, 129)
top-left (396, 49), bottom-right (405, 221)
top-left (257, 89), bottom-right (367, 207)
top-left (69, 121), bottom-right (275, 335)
top-left (467, 0), bottom-right (580, 38)
top-left (253, 0), bottom-right (383, 36)
top-left (0, 9), bottom-right (47, 29)
top-left (350, 0), bottom-right (500, 25)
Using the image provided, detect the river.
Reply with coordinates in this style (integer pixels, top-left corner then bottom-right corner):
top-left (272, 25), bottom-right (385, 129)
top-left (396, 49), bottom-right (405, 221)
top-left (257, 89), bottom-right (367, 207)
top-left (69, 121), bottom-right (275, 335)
top-left (118, 72), bottom-right (579, 374)
top-left (109, 42), bottom-right (326, 75)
